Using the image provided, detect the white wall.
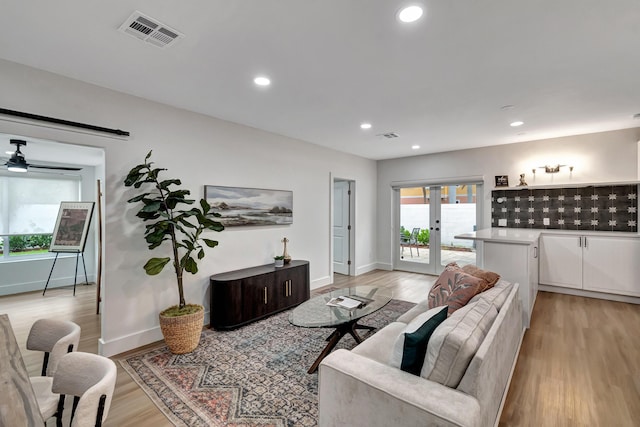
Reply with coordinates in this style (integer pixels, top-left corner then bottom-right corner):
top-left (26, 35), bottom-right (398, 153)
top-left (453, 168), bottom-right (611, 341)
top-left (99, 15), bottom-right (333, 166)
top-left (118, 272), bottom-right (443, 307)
top-left (0, 58), bottom-right (377, 356)
top-left (377, 128), bottom-right (640, 268)
top-left (400, 204), bottom-right (475, 248)
top-left (0, 164), bottom-right (101, 296)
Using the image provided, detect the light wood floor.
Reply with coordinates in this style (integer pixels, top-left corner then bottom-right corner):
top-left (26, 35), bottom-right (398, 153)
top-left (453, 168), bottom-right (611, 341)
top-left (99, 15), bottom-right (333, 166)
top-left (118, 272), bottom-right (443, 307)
top-left (1, 271), bottom-right (638, 426)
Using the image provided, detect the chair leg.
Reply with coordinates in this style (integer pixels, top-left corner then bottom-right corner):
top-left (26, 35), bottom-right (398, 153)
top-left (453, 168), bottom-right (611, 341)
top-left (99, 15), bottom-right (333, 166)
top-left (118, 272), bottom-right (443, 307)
top-left (55, 394), bottom-right (65, 427)
top-left (70, 395), bottom-right (80, 426)
top-left (41, 352), bottom-right (50, 377)
top-left (95, 394), bottom-right (107, 427)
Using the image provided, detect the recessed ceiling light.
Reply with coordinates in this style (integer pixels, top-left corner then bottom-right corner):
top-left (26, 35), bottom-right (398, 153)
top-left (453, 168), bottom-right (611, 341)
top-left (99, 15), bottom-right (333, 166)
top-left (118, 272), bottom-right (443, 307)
top-left (360, 123), bottom-right (372, 129)
top-left (398, 5), bottom-right (424, 23)
top-left (254, 76), bottom-right (271, 86)
top-left (510, 121), bottom-right (524, 127)
top-left (412, 145), bottom-right (420, 150)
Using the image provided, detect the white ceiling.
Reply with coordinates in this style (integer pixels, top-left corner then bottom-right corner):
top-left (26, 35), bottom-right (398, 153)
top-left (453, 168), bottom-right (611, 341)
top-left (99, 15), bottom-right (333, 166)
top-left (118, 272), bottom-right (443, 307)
top-left (0, 0), bottom-right (639, 160)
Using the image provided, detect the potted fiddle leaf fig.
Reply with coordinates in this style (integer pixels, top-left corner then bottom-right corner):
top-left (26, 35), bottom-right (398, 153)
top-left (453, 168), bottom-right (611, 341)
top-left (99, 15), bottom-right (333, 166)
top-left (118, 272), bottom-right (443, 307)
top-left (124, 151), bottom-right (224, 354)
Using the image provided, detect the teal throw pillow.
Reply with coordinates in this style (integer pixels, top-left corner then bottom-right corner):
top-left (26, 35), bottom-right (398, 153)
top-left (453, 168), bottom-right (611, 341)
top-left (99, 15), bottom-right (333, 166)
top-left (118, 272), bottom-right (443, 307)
top-left (400, 305), bottom-right (448, 375)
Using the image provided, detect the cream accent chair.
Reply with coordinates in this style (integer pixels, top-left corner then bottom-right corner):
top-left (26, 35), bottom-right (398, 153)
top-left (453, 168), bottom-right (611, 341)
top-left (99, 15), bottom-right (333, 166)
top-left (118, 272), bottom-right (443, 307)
top-left (38, 352), bottom-right (117, 427)
top-left (27, 319), bottom-right (81, 424)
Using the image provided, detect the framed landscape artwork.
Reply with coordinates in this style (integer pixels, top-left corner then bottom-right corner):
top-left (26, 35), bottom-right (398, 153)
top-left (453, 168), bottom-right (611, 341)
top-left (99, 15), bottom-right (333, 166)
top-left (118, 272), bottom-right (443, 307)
top-left (50, 201), bottom-right (95, 252)
top-left (205, 185), bottom-right (293, 227)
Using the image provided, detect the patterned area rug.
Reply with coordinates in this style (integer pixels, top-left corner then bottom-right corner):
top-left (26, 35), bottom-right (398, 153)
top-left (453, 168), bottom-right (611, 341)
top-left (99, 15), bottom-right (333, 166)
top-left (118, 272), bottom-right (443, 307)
top-left (120, 299), bottom-right (415, 427)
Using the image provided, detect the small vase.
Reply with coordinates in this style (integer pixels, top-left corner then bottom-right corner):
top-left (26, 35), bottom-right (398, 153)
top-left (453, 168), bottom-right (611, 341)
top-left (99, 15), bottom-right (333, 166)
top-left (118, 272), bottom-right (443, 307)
top-left (282, 238), bottom-right (292, 264)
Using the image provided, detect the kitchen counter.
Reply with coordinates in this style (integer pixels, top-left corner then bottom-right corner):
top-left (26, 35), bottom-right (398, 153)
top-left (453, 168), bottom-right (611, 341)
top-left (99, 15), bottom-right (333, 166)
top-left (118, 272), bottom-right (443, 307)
top-left (456, 228), bottom-right (639, 244)
top-left (455, 228), bottom-right (540, 244)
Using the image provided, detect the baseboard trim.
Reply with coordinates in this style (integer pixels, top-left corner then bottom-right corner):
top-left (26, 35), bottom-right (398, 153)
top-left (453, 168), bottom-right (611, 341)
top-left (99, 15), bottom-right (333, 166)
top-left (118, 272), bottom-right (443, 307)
top-left (539, 285), bottom-right (640, 304)
top-left (311, 275), bottom-right (332, 290)
top-left (374, 262), bottom-right (393, 271)
top-left (0, 274), bottom-right (98, 296)
top-left (354, 263), bottom-right (378, 276)
top-left (100, 310), bottom-right (211, 357)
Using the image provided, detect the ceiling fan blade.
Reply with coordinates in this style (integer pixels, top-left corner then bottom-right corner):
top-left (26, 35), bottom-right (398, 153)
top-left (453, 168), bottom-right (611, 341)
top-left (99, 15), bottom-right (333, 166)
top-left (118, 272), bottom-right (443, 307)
top-left (28, 164), bottom-right (83, 171)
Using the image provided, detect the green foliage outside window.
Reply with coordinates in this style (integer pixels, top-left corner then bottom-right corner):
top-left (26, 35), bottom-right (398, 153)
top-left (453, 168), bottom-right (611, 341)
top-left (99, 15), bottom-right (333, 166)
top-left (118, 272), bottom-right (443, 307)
top-left (417, 229), bottom-right (430, 245)
top-left (5, 234), bottom-right (53, 255)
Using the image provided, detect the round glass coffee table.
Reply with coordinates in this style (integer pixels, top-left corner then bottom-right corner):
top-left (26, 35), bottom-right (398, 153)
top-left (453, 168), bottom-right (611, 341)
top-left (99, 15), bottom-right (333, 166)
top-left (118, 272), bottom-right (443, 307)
top-left (289, 285), bottom-right (393, 373)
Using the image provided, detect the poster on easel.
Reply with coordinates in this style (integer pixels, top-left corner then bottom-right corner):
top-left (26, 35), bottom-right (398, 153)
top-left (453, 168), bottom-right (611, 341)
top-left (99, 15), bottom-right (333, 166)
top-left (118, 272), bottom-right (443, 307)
top-left (49, 202), bottom-right (95, 253)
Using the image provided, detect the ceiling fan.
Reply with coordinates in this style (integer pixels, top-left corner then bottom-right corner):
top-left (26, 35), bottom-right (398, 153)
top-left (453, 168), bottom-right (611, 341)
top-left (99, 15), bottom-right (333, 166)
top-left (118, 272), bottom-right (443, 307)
top-left (2, 139), bottom-right (82, 172)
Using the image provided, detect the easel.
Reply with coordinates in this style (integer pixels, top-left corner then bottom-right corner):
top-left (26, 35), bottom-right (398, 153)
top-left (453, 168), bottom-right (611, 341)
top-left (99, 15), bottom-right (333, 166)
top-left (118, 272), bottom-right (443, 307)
top-left (42, 201), bottom-right (95, 297)
top-left (43, 250), bottom-right (89, 296)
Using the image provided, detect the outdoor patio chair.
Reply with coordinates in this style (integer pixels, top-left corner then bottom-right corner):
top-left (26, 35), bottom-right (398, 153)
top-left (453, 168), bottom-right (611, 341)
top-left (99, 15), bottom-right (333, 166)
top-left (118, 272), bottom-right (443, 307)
top-left (400, 228), bottom-right (420, 258)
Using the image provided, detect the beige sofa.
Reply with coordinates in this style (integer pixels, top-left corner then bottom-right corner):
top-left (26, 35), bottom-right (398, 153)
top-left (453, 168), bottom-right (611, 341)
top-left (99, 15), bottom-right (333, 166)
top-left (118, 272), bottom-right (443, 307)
top-left (318, 281), bottom-right (523, 427)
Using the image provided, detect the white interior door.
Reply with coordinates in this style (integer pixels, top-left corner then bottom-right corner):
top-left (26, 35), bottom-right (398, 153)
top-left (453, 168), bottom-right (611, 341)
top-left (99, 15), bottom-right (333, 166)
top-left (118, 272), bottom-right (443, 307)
top-left (333, 180), bottom-right (350, 275)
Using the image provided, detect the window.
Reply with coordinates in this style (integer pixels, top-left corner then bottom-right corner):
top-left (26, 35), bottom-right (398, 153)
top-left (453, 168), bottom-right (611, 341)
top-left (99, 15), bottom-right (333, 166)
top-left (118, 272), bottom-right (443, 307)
top-left (0, 173), bottom-right (81, 258)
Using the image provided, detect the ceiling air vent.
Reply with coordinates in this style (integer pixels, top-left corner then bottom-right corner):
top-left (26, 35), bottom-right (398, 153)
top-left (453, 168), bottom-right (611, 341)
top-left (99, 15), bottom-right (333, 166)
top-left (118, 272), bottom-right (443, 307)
top-left (118, 11), bottom-right (183, 48)
top-left (378, 132), bottom-right (399, 139)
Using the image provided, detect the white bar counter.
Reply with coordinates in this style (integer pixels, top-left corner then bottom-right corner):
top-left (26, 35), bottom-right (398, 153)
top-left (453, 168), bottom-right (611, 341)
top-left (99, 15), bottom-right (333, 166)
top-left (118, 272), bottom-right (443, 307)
top-left (455, 228), bottom-right (541, 245)
top-left (456, 228), bottom-right (539, 328)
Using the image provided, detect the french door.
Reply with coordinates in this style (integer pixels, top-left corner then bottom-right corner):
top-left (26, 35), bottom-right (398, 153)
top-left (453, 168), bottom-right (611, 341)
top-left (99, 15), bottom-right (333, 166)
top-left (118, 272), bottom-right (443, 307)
top-left (395, 182), bottom-right (480, 275)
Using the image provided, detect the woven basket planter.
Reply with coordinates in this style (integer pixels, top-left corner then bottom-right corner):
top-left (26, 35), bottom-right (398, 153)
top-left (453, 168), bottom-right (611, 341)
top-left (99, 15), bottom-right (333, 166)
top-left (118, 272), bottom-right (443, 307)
top-left (159, 305), bottom-right (204, 354)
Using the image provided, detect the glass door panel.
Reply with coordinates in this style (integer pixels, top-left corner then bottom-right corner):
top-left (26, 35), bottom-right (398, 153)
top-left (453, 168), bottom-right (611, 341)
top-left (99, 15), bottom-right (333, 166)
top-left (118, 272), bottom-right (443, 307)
top-left (440, 184), bottom-right (477, 269)
top-left (396, 183), bottom-right (478, 275)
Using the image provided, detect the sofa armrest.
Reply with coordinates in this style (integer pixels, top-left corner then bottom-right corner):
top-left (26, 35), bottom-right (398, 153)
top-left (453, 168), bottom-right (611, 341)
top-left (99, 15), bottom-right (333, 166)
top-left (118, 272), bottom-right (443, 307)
top-left (319, 349), bottom-right (481, 427)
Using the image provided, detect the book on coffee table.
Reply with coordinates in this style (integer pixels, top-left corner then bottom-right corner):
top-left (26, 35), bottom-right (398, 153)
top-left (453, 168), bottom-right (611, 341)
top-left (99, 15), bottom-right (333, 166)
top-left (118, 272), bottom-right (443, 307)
top-left (326, 296), bottom-right (363, 310)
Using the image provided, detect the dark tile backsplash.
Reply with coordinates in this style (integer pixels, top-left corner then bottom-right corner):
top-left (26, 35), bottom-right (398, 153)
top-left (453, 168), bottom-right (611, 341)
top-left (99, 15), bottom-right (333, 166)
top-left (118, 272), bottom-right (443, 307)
top-left (491, 185), bottom-right (638, 232)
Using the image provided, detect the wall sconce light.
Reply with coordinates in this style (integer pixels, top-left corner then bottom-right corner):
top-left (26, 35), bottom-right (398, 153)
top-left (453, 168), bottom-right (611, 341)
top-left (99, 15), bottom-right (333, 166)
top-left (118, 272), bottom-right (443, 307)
top-left (535, 164), bottom-right (574, 174)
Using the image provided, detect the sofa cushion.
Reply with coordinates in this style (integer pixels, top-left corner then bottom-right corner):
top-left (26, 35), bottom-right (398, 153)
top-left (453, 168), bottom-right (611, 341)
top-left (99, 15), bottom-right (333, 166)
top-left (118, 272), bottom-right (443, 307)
top-left (352, 321), bottom-right (407, 364)
top-left (468, 280), bottom-right (513, 310)
top-left (461, 264), bottom-right (500, 292)
top-left (389, 306), bottom-right (448, 375)
top-left (421, 298), bottom-right (498, 387)
top-left (396, 299), bottom-right (430, 324)
top-left (428, 263), bottom-right (485, 315)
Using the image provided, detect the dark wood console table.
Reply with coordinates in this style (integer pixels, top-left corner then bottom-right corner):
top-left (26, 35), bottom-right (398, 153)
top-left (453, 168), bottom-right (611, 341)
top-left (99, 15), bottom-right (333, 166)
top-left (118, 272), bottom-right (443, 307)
top-left (210, 260), bottom-right (310, 329)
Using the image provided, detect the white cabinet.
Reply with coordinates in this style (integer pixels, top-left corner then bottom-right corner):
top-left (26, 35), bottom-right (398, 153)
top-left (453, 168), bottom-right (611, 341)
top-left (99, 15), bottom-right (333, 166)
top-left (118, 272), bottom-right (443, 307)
top-left (539, 235), bottom-right (582, 289)
top-left (483, 240), bottom-right (538, 328)
top-left (540, 234), bottom-right (640, 297)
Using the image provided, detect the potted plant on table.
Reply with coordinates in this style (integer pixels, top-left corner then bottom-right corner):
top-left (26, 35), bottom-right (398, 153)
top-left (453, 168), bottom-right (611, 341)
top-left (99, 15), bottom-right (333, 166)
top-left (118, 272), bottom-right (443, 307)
top-left (274, 255), bottom-right (285, 268)
top-left (124, 151), bottom-right (224, 354)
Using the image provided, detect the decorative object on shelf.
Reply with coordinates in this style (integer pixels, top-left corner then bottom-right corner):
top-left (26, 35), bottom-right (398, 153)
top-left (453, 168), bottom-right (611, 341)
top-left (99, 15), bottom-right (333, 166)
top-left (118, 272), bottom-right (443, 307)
top-left (124, 151), bottom-right (224, 354)
top-left (517, 173), bottom-right (528, 187)
top-left (495, 175), bottom-right (509, 187)
top-left (204, 185), bottom-right (293, 227)
top-left (274, 255), bottom-right (285, 267)
top-left (281, 237), bottom-right (291, 264)
top-left (537, 164), bottom-right (574, 174)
